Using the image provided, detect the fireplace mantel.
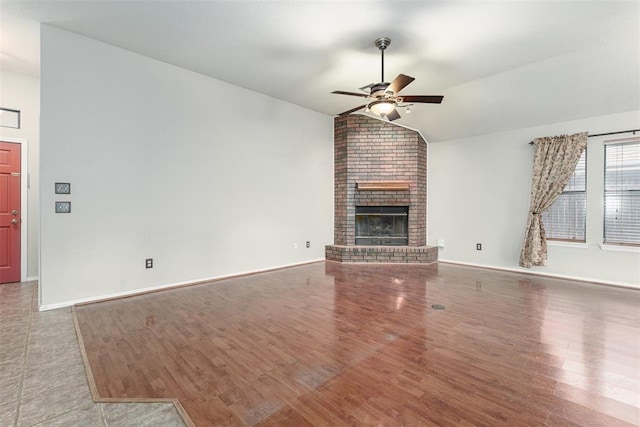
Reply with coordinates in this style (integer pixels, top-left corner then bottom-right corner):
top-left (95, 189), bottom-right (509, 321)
top-left (356, 181), bottom-right (410, 191)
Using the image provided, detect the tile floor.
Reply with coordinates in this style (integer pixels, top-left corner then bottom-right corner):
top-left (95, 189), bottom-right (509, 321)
top-left (0, 281), bottom-right (187, 426)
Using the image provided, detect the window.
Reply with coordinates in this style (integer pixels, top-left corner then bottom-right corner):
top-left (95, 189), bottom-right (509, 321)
top-left (543, 150), bottom-right (586, 241)
top-left (0, 108), bottom-right (20, 129)
top-left (604, 140), bottom-right (640, 245)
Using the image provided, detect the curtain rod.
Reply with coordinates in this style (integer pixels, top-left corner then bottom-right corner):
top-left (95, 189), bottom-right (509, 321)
top-left (528, 129), bottom-right (639, 145)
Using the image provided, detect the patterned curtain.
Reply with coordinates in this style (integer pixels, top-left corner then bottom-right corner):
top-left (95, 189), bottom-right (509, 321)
top-left (519, 132), bottom-right (588, 268)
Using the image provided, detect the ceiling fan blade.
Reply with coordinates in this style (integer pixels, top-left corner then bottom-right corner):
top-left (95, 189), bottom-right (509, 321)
top-left (386, 109), bottom-right (401, 121)
top-left (359, 83), bottom-right (375, 93)
top-left (331, 90), bottom-right (369, 98)
top-left (401, 95), bottom-right (444, 104)
top-left (337, 104), bottom-right (367, 116)
top-left (386, 74), bottom-right (415, 94)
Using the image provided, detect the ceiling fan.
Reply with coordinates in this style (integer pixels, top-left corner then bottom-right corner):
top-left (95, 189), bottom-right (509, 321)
top-left (332, 37), bottom-right (443, 121)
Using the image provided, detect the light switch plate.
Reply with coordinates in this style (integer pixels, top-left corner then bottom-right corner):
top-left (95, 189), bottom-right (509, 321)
top-left (55, 201), bottom-right (71, 213)
top-left (55, 182), bottom-right (71, 194)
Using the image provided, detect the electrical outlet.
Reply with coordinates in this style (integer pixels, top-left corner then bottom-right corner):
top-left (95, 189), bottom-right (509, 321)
top-left (55, 201), bottom-right (71, 213)
top-left (306, 241), bottom-right (310, 248)
top-left (55, 182), bottom-right (71, 194)
top-left (145, 258), bottom-right (153, 269)
top-left (476, 243), bottom-right (482, 251)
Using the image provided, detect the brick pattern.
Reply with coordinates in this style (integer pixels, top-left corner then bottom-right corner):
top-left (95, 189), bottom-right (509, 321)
top-left (333, 117), bottom-right (348, 245)
top-left (328, 114), bottom-right (435, 264)
top-left (326, 245), bottom-right (438, 264)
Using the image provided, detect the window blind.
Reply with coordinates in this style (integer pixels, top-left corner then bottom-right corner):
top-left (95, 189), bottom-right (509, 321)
top-left (604, 140), bottom-right (640, 245)
top-left (543, 150), bottom-right (586, 241)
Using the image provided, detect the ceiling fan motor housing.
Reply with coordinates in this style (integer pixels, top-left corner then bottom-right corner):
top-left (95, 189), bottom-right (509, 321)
top-left (370, 82), bottom-right (390, 96)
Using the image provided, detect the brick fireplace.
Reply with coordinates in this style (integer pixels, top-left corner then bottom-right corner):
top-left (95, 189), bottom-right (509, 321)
top-left (325, 114), bottom-right (438, 263)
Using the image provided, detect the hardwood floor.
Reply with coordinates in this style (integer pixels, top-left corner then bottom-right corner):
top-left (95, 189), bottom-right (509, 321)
top-left (74, 261), bottom-right (640, 426)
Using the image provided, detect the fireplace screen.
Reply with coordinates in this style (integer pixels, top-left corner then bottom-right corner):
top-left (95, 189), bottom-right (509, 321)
top-left (355, 206), bottom-right (408, 246)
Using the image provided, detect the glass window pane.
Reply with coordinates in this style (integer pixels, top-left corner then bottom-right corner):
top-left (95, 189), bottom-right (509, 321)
top-left (544, 150), bottom-right (586, 241)
top-left (604, 140), bottom-right (640, 245)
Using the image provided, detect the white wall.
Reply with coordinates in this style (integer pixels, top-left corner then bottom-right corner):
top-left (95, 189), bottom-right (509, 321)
top-left (39, 26), bottom-right (334, 308)
top-left (428, 110), bottom-right (640, 288)
top-left (0, 69), bottom-right (39, 280)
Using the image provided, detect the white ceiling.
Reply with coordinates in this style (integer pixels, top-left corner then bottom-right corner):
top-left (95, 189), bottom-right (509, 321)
top-left (1, 0), bottom-right (638, 141)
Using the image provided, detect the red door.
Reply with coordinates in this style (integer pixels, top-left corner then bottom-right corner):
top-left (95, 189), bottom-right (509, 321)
top-left (0, 141), bottom-right (21, 283)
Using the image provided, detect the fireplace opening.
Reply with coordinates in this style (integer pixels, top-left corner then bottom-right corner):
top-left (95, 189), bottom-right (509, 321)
top-left (355, 206), bottom-right (408, 246)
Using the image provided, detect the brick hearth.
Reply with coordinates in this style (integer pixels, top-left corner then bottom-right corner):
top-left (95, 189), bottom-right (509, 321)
top-left (326, 245), bottom-right (438, 263)
top-left (326, 114), bottom-right (438, 264)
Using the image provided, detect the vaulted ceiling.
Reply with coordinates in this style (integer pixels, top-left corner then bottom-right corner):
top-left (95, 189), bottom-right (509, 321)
top-left (1, 1), bottom-right (638, 141)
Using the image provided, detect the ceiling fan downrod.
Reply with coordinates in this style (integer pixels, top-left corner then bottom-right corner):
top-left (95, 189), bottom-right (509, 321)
top-left (375, 37), bottom-right (391, 83)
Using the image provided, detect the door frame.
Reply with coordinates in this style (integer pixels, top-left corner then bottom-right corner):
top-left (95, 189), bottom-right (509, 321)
top-left (0, 137), bottom-right (28, 282)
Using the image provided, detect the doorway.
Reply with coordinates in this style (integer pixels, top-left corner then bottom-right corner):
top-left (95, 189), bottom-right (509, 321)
top-left (0, 139), bottom-right (27, 283)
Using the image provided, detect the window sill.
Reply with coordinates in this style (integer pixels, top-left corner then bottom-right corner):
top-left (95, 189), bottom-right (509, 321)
top-left (600, 244), bottom-right (640, 253)
top-left (547, 240), bottom-right (588, 249)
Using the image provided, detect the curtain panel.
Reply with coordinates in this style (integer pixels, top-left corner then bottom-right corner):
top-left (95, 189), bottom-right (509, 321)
top-left (519, 132), bottom-right (588, 268)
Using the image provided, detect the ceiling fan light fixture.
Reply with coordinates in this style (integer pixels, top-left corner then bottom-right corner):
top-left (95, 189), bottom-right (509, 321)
top-left (369, 99), bottom-right (396, 117)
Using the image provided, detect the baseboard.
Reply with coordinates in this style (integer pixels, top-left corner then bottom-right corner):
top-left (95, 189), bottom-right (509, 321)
top-left (438, 259), bottom-right (640, 290)
top-left (26, 275), bottom-right (39, 282)
top-left (38, 258), bottom-right (325, 311)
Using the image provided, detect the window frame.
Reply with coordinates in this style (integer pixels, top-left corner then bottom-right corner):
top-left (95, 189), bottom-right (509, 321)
top-left (603, 138), bottom-right (640, 247)
top-left (543, 149), bottom-right (587, 243)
